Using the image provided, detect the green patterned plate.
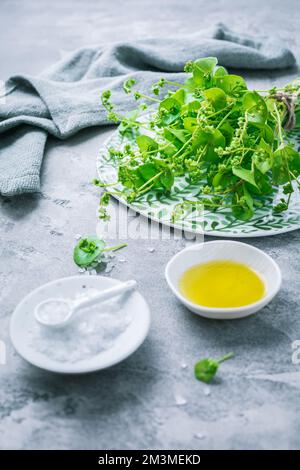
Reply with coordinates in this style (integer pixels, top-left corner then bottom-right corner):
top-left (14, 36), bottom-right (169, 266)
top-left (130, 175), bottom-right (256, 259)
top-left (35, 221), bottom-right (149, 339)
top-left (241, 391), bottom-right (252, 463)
top-left (97, 129), bottom-right (300, 238)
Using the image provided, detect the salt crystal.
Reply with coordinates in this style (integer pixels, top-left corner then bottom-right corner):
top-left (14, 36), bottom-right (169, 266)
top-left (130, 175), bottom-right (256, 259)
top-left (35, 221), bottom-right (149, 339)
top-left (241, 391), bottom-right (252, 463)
top-left (78, 268), bottom-right (85, 274)
top-left (180, 362), bottom-right (187, 369)
top-left (174, 393), bottom-right (187, 406)
top-left (105, 263), bottom-right (114, 273)
top-left (147, 247), bottom-right (155, 253)
top-left (194, 432), bottom-right (205, 440)
top-left (119, 258), bottom-right (126, 263)
top-left (75, 234), bottom-right (82, 240)
top-left (29, 290), bottom-right (132, 363)
top-left (203, 386), bottom-right (211, 396)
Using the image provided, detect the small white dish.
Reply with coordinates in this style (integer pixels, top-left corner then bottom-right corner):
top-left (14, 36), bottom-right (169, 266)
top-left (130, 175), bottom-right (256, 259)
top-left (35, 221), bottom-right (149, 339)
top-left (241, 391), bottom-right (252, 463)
top-left (165, 240), bottom-right (281, 320)
top-left (10, 275), bottom-right (151, 374)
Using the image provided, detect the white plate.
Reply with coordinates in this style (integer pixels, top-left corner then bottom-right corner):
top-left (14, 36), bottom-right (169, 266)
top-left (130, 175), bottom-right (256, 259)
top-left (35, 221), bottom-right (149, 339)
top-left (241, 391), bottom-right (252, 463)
top-left (10, 276), bottom-right (151, 374)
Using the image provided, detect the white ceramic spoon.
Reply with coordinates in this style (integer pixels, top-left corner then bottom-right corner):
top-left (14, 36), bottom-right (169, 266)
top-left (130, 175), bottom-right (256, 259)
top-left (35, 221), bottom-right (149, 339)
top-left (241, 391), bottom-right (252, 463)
top-left (34, 279), bottom-right (137, 329)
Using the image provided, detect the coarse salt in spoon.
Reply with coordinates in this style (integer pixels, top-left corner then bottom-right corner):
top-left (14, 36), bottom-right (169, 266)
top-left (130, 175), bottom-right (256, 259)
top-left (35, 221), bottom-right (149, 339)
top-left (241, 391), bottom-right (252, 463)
top-left (34, 279), bottom-right (137, 329)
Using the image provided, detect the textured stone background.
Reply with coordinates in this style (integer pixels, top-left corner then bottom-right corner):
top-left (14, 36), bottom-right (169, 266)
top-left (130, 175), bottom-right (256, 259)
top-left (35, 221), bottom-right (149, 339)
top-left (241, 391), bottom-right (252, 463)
top-left (1, 0), bottom-right (300, 450)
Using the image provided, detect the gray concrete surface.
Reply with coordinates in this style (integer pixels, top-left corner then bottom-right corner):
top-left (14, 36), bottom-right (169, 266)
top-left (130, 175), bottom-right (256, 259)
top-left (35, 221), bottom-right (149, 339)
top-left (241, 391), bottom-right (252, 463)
top-left (1, 0), bottom-right (300, 450)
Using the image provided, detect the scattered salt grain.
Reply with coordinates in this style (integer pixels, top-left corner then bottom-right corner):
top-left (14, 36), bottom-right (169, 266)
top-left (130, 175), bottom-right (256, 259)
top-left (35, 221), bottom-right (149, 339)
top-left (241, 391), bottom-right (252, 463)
top-left (75, 234), bottom-right (82, 240)
top-left (105, 263), bottom-right (115, 274)
top-left (174, 393), bottom-right (187, 406)
top-left (194, 432), bottom-right (206, 440)
top-left (180, 362), bottom-right (187, 369)
top-left (147, 247), bottom-right (155, 253)
top-left (78, 268), bottom-right (85, 274)
top-left (203, 386), bottom-right (211, 396)
top-left (118, 258), bottom-right (126, 263)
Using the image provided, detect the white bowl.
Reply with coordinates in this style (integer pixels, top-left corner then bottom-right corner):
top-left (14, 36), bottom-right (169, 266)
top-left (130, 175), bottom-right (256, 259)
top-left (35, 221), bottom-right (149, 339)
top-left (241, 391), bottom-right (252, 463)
top-left (165, 240), bottom-right (281, 320)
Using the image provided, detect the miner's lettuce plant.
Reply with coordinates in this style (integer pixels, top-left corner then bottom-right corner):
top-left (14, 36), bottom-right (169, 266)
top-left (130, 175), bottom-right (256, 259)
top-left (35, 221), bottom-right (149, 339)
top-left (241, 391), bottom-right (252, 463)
top-left (73, 236), bottom-right (127, 268)
top-left (96, 57), bottom-right (300, 221)
top-left (194, 352), bottom-right (234, 383)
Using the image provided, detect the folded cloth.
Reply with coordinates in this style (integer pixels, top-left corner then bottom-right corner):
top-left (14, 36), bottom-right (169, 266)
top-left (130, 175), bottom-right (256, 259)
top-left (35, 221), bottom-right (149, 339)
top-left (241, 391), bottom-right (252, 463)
top-left (0, 23), bottom-right (296, 196)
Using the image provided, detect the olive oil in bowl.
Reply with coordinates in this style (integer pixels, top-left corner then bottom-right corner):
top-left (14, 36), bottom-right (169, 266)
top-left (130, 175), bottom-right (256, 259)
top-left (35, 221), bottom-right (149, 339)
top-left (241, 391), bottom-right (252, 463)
top-left (179, 260), bottom-right (265, 308)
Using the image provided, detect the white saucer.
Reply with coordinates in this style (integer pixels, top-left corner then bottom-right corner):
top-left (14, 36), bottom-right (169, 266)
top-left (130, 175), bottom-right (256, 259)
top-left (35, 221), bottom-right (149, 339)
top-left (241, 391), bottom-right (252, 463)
top-left (10, 275), bottom-right (151, 374)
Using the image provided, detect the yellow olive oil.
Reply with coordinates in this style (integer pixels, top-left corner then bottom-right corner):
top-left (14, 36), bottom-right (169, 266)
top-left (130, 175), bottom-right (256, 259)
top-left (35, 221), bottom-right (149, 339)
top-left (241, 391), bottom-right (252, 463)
top-left (179, 260), bottom-right (265, 308)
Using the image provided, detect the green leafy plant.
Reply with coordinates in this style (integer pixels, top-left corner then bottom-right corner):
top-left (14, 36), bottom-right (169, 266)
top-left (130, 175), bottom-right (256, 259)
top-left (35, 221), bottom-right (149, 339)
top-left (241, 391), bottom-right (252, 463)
top-left (194, 352), bottom-right (234, 383)
top-left (73, 236), bottom-right (127, 268)
top-left (98, 58), bottom-right (300, 221)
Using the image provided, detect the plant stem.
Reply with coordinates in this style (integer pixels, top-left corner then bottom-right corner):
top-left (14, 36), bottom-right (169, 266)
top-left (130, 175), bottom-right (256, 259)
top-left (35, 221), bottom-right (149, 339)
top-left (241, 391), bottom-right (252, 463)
top-left (171, 136), bottom-right (193, 159)
top-left (103, 243), bottom-right (128, 252)
top-left (137, 171), bottom-right (164, 193)
top-left (274, 103), bottom-right (293, 208)
top-left (217, 352), bottom-right (235, 364)
top-left (137, 93), bottom-right (160, 103)
top-left (196, 144), bottom-right (208, 163)
top-left (216, 108), bottom-right (235, 129)
top-left (165, 79), bottom-right (183, 88)
top-left (273, 103), bottom-right (284, 144)
top-left (290, 170), bottom-right (300, 185)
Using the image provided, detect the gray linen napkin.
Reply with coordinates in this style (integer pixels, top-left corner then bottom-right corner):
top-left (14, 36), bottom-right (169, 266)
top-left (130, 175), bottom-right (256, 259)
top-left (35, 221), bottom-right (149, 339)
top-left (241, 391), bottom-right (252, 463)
top-left (0, 23), bottom-right (296, 196)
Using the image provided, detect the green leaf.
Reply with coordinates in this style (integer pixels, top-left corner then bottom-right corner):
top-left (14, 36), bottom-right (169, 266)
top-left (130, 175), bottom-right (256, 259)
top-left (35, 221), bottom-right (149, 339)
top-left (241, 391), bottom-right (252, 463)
top-left (295, 109), bottom-right (300, 129)
top-left (194, 57), bottom-right (218, 74)
top-left (194, 353), bottom-right (234, 383)
top-left (250, 122), bottom-right (274, 144)
top-left (286, 145), bottom-right (300, 174)
top-left (232, 167), bottom-right (258, 188)
top-left (138, 163), bottom-right (159, 183)
top-left (159, 97), bottom-right (181, 125)
top-left (160, 142), bottom-right (177, 157)
top-left (192, 129), bottom-right (226, 161)
top-left (203, 87), bottom-right (227, 110)
top-left (213, 66), bottom-right (228, 78)
top-left (243, 91), bottom-right (268, 124)
top-left (272, 145), bottom-right (300, 184)
top-left (272, 148), bottom-right (289, 185)
top-left (184, 77), bottom-right (198, 92)
top-left (194, 359), bottom-right (218, 383)
top-left (212, 172), bottom-right (223, 187)
top-left (183, 117), bottom-right (198, 132)
top-left (253, 154), bottom-right (272, 175)
top-left (118, 165), bottom-right (144, 189)
top-left (160, 169), bottom-right (174, 191)
top-left (251, 170), bottom-right (273, 195)
top-left (181, 100), bottom-right (201, 115)
top-left (171, 88), bottom-right (186, 104)
top-left (243, 184), bottom-right (254, 211)
top-left (167, 128), bottom-right (190, 143)
top-left (136, 135), bottom-right (158, 154)
top-left (192, 57), bottom-right (218, 86)
top-left (214, 74), bottom-right (247, 96)
top-left (73, 236), bottom-right (106, 267)
top-left (232, 193), bottom-right (254, 221)
top-left (219, 121), bottom-right (234, 145)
